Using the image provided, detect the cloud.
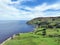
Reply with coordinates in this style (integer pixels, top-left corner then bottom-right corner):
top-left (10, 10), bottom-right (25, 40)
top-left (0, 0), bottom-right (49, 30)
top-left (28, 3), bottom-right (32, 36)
top-left (0, 0), bottom-right (33, 20)
top-left (0, 0), bottom-right (60, 20)
top-left (20, 3), bottom-right (60, 18)
top-left (22, 2), bottom-right (60, 17)
top-left (0, 0), bottom-right (36, 20)
top-left (0, 0), bottom-right (20, 20)
top-left (24, 2), bottom-right (60, 11)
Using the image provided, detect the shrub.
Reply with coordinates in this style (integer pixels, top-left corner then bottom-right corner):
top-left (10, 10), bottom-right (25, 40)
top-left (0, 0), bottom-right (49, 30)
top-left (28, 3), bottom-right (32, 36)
top-left (48, 25), bottom-right (54, 29)
top-left (42, 29), bottom-right (46, 36)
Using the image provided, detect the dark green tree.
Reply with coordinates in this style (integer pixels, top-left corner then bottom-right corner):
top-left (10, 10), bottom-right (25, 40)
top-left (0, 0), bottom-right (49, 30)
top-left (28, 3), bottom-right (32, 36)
top-left (42, 29), bottom-right (46, 36)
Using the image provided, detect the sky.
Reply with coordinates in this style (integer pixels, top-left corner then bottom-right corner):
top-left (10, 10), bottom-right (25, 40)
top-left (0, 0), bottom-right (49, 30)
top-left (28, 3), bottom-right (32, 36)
top-left (0, 0), bottom-right (60, 20)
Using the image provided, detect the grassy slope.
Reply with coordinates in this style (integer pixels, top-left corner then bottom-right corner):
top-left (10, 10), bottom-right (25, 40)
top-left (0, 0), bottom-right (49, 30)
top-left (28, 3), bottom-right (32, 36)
top-left (4, 17), bottom-right (60, 45)
top-left (27, 17), bottom-right (60, 25)
top-left (4, 33), bottom-right (60, 45)
top-left (4, 29), bottom-right (60, 45)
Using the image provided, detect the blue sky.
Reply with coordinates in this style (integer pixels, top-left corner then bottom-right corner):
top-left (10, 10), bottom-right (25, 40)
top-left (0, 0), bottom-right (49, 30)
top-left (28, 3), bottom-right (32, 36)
top-left (0, 0), bottom-right (60, 20)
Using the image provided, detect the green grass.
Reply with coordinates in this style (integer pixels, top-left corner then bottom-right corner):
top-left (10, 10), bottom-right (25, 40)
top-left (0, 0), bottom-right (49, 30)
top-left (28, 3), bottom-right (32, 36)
top-left (4, 31), bottom-right (60, 45)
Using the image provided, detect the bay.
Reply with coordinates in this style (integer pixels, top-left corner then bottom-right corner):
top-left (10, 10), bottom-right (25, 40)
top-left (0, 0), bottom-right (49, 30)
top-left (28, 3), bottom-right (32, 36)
top-left (0, 20), bottom-right (34, 43)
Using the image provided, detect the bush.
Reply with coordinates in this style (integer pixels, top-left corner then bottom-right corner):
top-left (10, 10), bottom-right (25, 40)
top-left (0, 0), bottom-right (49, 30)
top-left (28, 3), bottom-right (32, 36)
top-left (56, 25), bottom-right (60, 28)
top-left (42, 29), bottom-right (46, 36)
top-left (48, 25), bottom-right (54, 29)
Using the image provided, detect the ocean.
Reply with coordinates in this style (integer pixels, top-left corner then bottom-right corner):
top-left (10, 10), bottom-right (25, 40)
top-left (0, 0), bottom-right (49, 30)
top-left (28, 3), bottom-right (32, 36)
top-left (0, 20), bottom-right (34, 43)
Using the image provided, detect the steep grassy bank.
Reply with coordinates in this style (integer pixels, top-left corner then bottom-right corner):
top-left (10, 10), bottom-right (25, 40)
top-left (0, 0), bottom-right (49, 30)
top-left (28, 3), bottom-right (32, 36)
top-left (3, 32), bottom-right (60, 45)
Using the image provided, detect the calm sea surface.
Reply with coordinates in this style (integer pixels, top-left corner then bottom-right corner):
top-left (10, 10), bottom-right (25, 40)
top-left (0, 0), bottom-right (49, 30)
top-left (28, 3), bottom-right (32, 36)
top-left (0, 20), bottom-right (34, 43)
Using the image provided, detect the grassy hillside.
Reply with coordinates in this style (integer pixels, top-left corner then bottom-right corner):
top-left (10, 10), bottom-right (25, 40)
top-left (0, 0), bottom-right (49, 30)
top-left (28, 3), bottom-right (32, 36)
top-left (27, 17), bottom-right (60, 25)
top-left (27, 17), bottom-right (60, 37)
top-left (4, 17), bottom-right (60, 45)
top-left (4, 33), bottom-right (60, 45)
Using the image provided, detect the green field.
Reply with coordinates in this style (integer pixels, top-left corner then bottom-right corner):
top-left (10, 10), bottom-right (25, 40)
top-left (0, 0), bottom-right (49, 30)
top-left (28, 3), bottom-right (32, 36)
top-left (3, 31), bottom-right (60, 45)
top-left (3, 28), bottom-right (60, 45)
top-left (4, 17), bottom-right (60, 45)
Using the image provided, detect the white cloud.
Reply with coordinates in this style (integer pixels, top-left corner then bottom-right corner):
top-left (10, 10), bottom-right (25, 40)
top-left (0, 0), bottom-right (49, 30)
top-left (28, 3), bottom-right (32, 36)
top-left (24, 2), bottom-right (60, 11)
top-left (23, 2), bottom-right (60, 17)
top-left (0, 0), bottom-right (60, 20)
top-left (0, 0), bottom-right (20, 20)
top-left (0, 0), bottom-right (33, 20)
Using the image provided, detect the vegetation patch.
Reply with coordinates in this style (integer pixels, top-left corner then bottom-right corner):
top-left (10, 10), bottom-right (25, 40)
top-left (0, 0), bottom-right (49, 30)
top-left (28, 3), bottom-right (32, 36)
top-left (4, 17), bottom-right (60, 45)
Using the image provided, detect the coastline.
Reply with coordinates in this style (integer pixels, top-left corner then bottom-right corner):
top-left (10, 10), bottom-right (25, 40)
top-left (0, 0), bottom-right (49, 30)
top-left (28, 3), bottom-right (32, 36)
top-left (0, 34), bottom-right (16, 45)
